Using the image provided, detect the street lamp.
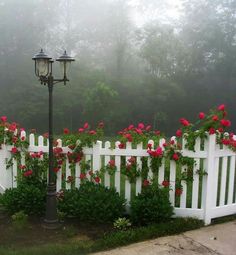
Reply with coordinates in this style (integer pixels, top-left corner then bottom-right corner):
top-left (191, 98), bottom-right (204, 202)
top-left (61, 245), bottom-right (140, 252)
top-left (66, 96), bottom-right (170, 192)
top-left (32, 49), bottom-right (75, 228)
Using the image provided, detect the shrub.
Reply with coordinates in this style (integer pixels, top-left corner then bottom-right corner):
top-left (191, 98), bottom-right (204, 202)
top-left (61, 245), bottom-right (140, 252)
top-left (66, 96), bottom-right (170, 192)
top-left (58, 181), bottom-right (126, 223)
top-left (130, 183), bottom-right (173, 225)
top-left (11, 211), bottom-right (28, 230)
top-left (0, 182), bottom-right (46, 215)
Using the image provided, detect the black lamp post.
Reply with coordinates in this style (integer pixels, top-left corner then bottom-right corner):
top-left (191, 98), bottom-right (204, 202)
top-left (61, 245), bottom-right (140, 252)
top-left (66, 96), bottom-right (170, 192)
top-left (32, 49), bottom-right (75, 228)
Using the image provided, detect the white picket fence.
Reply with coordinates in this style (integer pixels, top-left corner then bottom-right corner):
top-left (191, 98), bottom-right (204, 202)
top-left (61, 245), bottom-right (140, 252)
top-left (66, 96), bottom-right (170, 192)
top-left (0, 132), bottom-right (236, 225)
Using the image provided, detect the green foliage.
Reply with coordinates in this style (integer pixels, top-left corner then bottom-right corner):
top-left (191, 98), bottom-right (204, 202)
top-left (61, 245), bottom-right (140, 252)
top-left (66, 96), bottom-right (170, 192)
top-left (131, 183), bottom-right (173, 225)
top-left (11, 211), bottom-right (28, 230)
top-left (113, 217), bottom-right (132, 231)
top-left (58, 182), bottom-right (126, 223)
top-left (0, 182), bottom-right (46, 215)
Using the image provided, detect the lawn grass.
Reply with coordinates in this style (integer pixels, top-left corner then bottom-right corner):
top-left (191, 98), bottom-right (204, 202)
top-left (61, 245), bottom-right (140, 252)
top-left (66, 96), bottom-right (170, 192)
top-left (0, 217), bottom-right (204, 255)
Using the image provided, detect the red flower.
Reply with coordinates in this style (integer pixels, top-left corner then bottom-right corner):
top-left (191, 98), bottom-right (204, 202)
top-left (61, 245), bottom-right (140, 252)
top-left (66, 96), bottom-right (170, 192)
top-left (21, 136), bottom-right (25, 141)
top-left (98, 122), bottom-right (104, 128)
top-left (162, 180), bottom-right (170, 187)
top-left (218, 104), bottom-right (225, 111)
top-left (135, 128), bottom-right (143, 135)
top-left (12, 136), bottom-right (18, 144)
top-left (170, 140), bottom-right (175, 145)
top-left (63, 128), bottom-right (70, 134)
top-left (43, 133), bottom-right (49, 138)
top-left (23, 170), bottom-right (33, 177)
top-left (155, 130), bottom-right (161, 136)
top-left (212, 115), bottom-right (219, 121)
top-left (124, 133), bottom-right (132, 142)
top-left (53, 167), bottom-right (60, 173)
top-left (9, 123), bottom-right (17, 132)
top-left (199, 112), bottom-right (205, 119)
top-left (19, 165), bottom-right (26, 170)
top-left (143, 179), bottom-right (150, 187)
top-left (172, 153), bottom-right (179, 161)
top-left (138, 123), bottom-right (145, 129)
top-left (109, 159), bottom-right (115, 167)
top-left (218, 127), bottom-right (224, 133)
top-left (176, 129), bottom-right (182, 137)
top-left (222, 139), bottom-right (230, 145)
top-left (118, 143), bottom-right (125, 149)
top-left (175, 188), bottom-right (182, 196)
top-left (147, 143), bottom-right (152, 149)
top-left (220, 119), bottom-right (231, 127)
top-left (209, 127), bottom-right (215, 135)
top-left (145, 125), bottom-right (151, 131)
top-left (83, 122), bottom-right (89, 129)
top-left (128, 124), bottom-right (134, 130)
top-left (94, 176), bottom-right (100, 183)
top-left (88, 170), bottom-right (93, 176)
top-left (1, 116), bottom-right (7, 122)
top-left (78, 128), bottom-right (84, 133)
top-left (180, 118), bottom-right (190, 126)
top-left (80, 173), bottom-right (86, 179)
top-left (11, 147), bottom-right (18, 154)
top-left (89, 130), bottom-right (96, 135)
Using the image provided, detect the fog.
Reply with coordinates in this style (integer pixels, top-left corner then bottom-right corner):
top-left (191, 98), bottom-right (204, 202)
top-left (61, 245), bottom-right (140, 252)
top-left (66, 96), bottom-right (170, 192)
top-left (0, 0), bottom-right (235, 135)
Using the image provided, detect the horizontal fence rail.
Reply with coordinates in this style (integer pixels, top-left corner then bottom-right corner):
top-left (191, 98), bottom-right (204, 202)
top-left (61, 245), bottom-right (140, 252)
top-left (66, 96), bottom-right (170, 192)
top-left (0, 132), bottom-right (236, 224)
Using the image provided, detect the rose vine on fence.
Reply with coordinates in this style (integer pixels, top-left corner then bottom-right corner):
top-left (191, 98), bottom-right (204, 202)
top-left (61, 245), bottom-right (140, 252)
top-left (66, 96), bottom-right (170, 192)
top-left (0, 104), bottom-right (235, 196)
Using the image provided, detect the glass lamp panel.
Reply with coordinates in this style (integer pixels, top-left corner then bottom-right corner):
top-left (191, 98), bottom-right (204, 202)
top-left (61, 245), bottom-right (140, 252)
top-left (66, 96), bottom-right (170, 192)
top-left (60, 61), bottom-right (71, 78)
top-left (36, 59), bottom-right (49, 76)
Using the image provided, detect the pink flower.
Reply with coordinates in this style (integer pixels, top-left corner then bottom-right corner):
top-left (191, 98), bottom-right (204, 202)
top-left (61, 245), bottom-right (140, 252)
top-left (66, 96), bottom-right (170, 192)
top-left (220, 119), bottom-right (231, 127)
top-left (138, 123), bottom-right (145, 129)
top-left (83, 122), bottom-right (89, 129)
top-left (135, 128), bottom-right (143, 135)
top-left (89, 130), bottom-right (96, 135)
top-left (109, 160), bottom-right (115, 167)
top-left (145, 125), bottom-right (151, 131)
top-left (199, 112), bottom-right (205, 119)
top-left (11, 147), bottom-right (18, 154)
top-left (128, 125), bottom-right (134, 130)
top-left (218, 104), bottom-right (225, 111)
top-left (180, 118), bottom-right (190, 126)
top-left (124, 133), bottom-right (132, 142)
top-left (1, 116), bottom-right (7, 122)
top-left (78, 128), bottom-right (84, 133)
top-left (176, 129), bottom-right (182, 137)
top-left (23, 170), bottom-right (33, 177)
top-left (9, 123), bottom-right (17, 132)
top-left (63, 128), bottom-right (70, 134)
top-left (155, 130), bottom-right (161, 136)
top-left (172, 153), bottom-right (179, 161)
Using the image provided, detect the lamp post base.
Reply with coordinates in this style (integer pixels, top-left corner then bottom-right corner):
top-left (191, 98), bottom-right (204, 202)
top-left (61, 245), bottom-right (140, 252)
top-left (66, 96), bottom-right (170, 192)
top-left (42, 218), bottom-right (61, 229)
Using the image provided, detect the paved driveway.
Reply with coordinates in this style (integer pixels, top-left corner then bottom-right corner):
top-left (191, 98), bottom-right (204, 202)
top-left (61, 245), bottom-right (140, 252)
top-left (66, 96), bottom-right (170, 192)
top-left (92, 220), bottom-right (236, 255)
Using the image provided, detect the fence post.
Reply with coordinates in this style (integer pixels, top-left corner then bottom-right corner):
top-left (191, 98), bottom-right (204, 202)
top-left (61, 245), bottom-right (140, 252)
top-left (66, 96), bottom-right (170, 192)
top-left (203, 134), bottom-right (216, 225)
top-left (0, 144), bottom-right (11, 193)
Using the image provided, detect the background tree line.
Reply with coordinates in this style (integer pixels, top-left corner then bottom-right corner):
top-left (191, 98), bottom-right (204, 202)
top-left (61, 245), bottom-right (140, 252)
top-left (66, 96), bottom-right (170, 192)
top-left (0, 0), bottom-right (235, 135)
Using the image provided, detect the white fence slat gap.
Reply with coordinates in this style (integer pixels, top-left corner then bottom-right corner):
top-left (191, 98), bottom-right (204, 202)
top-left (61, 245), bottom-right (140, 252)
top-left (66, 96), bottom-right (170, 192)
top-left (219, 156), bottom-right (228, 206)
top-left (104, 141), bottom-right (111, 188)
top-left (228, 155), bottom-right (236, 204)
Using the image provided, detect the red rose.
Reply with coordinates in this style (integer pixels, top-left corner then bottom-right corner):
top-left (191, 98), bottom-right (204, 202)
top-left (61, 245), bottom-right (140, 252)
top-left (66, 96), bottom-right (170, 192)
top-left (175, 188), bottom-right (182, 196)
top-left (155, 130), bottom-right (161, 135)
top-left (109, 159), bottom-right (115, 167)
top-left (63, 128), bottom-right (70, 134)
top-left (218, 127), bottom-right (224, 133)
top-left (89, 130), bottom-right (96, 135)
top-left (162, 180), bottom-right (170, 187)
top-left (220, 119), bottom-right (231, 127)
top-left (172, 153), bottom-right (179, 161)
top-left (78, 128), bottom-right (84, 133)
top-left (94, 176), bottom-right (100, 183)
top-left (11, 147), bottom-right (18, 154)
top-left (124, 133), bottom-right (132, 142)
top-left (176, 129), bottom-right (182, 137)
top-left (128, 124), bottom-right (134, 130)
top-left (147, 143), bottom-right (152, 149)
top-left (209, 128), bottom-right (215, 135)
top-left (98, 122), bottom-right (104, 129)
top-left (180, 118), bottom-right (190, 126)
top-left (138, 123), bottom-right (145, 129)
top-left (143, 179), bottom-right (150, 187)
top-left (212, 115), bottom-right (219, 121)
top-left (146, 125), bottom-right (151, 131)
top-left (80, 173), bottom-right (86, 179)
top-left (21, 136), bottom-right (25, 141)
top-left (83, 122), bottom-right (89, 129)
top-left (118, 143), bottom-right (125, 149)
top-left (23, 170), bottom-right (33, 177)
top-left (199, 112), bottom-right (205, 119)
top-left (1, 116), bottom-right (7, 122)
top-left (218, 104), bottom-right (225, 111)
top-left (53, 167), bottom-right (60, 173)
